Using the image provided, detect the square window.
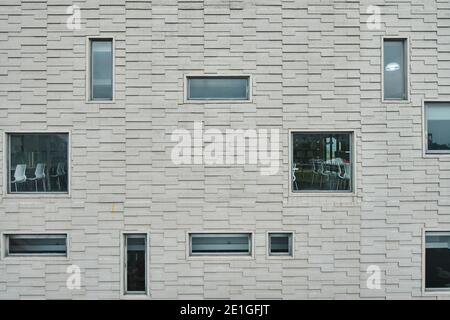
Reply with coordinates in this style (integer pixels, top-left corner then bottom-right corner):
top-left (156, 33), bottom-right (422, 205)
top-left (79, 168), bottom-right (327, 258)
top-left (425, 102), bottom-right (450, 153)
top-left (425, 231), bottom-right (450, 291)
top-left (89, 38), bottom-right (113, 101)
top-left (5, 234), bottom-right (67, 257)
top-left (189, 233), bottom-right (252, 256)
top-left (291, 132), bottom-right (352, 192)
top-left (383, 38), bottom-right (408, 101)
top-left (8, 133), bottom-right (69, 193)
top-left (268, 233), bottom-right (293, 256)
top-left (186, 76), bottom-right (250, 101)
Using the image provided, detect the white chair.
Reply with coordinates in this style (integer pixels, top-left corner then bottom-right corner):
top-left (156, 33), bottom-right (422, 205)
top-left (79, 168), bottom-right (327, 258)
top-left (311, 159), bottom-right (320, 185)
top-left (292, 162), bottom-right (299, 190)
top-left (11, 164), bottom-right (27, 192)
top-left (50, 162), bottom-right (65, 191)
top-left (337, 162), bottom-right (351, 190)
top-left (27, 163), bottom-right (46, 192)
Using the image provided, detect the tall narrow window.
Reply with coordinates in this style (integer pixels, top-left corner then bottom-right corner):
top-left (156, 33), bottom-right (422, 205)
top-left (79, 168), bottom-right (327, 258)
top-left (90, 38), bottom-right (113, 101)
top-left (383, 38), bottom-right (407, 100)
top-left (291, 132), bottom-right (352, 192)
top-left (8, 133), bottom-right (69, 193)
top-left (5, 234), bottom-right (67, 256)
top-left (425, 102), bottom-right (450, 153)
top-left (187, 76), bottom-right (250, 100)
top-left (425, 231), bottom-right (450, 291)
top-left (189, 233), bottom-right (252, 256)
top-left (124, 234), bottom-right (147, 295)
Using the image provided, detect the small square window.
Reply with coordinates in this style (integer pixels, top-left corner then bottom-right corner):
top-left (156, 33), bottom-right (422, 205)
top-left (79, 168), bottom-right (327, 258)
top-left (268, 233), bottom-right (293, 256)
top-left (425, 231), bottom-right (450, 291)
top-left (425, 102), bottom-right (450, 153)
top-left (291, 132), bottom-right (352, 192)
top-left (8, 133), bottom-right (69, 193)
top-left (186, 76), bottom-right (250, 101)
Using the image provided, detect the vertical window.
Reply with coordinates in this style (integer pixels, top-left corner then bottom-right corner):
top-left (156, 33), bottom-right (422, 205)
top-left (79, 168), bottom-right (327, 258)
top-left (186, 76), bottom-right (250, 100)
top-left (90, 38), bottom-right (113, 101)
top-left (425, 102), bottom-right (450, 153)
top-left (425, 231), bottom-right (450, 291)
top-left (124, 234), bottom-right (147, 295)
top-left (8, 133), bottom-right (69, 193)
top-left (268, 233), bottom-right (293, 256)
top-left (189, 233), bottom-right (252, 256)
top-left (383, 38), bottom-right (407, 100)
top-left (5, 234), bottom-right (67, 256)
top-left (291, 132), bottom-right (352, 192)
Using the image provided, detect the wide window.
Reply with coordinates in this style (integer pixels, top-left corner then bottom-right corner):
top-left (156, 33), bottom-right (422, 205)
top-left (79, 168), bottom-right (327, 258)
top-left (292, 132), bottom-right (352, 192)
top-left (186, 76), bottom-right (250, 100)
top-left (90, 38), bottom-right (113, 101)
top-left (8, 133), bottom-right (69, 193)
top-left (383, 38), bottom-right (408, 101)
top-left (5, 234), bottom-right (67, 256)
top-left (425, 102), bottom-right (450, 153)
top-left (189, 233), bottom-right (252, 256)
top-left (425, 231), bottom-right (450, 291)
top-left (124, 234), bottom-right (147, 295)
top-left (268, 233), bottom-right (293, 256)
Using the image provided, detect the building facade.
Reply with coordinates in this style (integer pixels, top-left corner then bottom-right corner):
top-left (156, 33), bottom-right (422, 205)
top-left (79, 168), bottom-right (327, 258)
top-left (0, 0), bottom-right (450, 299)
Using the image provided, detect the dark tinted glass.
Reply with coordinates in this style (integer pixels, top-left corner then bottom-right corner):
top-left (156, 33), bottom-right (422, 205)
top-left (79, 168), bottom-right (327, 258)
top-left (126, 234), bottom-right (146, 293)
top-left (191, 234), bottom-right (251, 255)
top-left (426, 232), bottom-right (450, 290)
top-left (8, 235), bottom-right (67, 255)
top-left (269, 233), bottom-right (291, 254)
top-left (292, 133), bottom-right (352, 192)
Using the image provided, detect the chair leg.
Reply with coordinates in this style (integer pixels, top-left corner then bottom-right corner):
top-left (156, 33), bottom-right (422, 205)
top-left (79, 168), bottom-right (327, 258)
top-left (15, 182), bottom-right (17, 192)
top-left (35, 180), bottom-right (38, 191)
top-left (43, 179), bottom-right (46, 192)
top-left (57, 177), bottom-right (61, 191)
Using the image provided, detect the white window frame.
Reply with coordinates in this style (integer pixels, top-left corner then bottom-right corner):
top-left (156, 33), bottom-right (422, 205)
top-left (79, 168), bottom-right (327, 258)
top-left (381, 36), bottom-right (410, 103)
top-left (187, 232), bottom-right (253, 258)
top-left (289, 130), bottom-right (355, 195)
top-left (86, 36), bottom-right (116, 103)
top-left (120, 231), bottom-right (150, 299)
top-left (423, 100), bottom-right (450, 155)
top-left (1, 232), bottom-right (70, 260)
top-left (422, 229), bottom-right (450, 295)
top-left (184, 74), bottom-right (253, 103)
top-left (267, 232), bottom-right (294, 258)
top-left (3, 130), bottom-right (71, 197)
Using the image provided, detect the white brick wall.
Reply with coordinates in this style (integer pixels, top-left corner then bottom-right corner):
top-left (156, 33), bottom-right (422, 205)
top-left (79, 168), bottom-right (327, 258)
top-left (0, 0), bottom-right (449, 299)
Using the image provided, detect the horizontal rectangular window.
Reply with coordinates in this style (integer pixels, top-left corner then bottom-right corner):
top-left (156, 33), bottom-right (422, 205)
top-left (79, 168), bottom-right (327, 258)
top-left (269, 233), bottom-right (293, 256)
top-left (190, 233), bottom-right (252, 256)
top-left (187, 76), bottom-right (250, 100)
top-left (5, 234), bottom-right (67, 256)
top-left (292, 132), bottom-right (352, 192)
top-left (383, 38), bottom-right (408, 101)
top-left (8, 133), bottom-right (69, 193)
top-left (90, 38), bottom-right (113, 101)
top-left (425, 231), bottom-right (450, 291)
top-left (425, 102), bottom-right (450, 153)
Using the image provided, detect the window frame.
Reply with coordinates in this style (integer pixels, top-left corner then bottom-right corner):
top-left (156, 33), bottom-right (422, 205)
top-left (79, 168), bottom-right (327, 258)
top-left (120, 231), bottom-right (150, 299)
top-left (1, 233), bottom-right (69, 259)
top-left (184, 74), bottom-right (252, 103)
top-left (381, 36), bottom-right (410, 103)
top-left (188, 232), bottom-right (253, 257)
top-left (3, 131), bottom-right (71, 197)
top-left (422, 229), bottom-right (450, 295)
top-left (289, 130), bottom-right (355, 195)
top-left (267, 232), bottom-right (294, 258)
top-left (86, 36), bottom-right (115, 103)
top-left (423, 101), bottom-right (450, 155)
